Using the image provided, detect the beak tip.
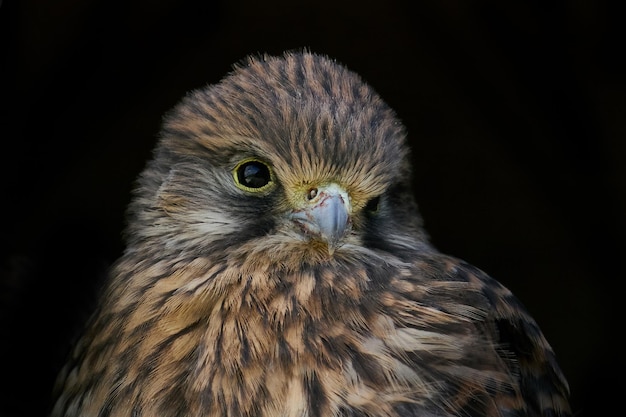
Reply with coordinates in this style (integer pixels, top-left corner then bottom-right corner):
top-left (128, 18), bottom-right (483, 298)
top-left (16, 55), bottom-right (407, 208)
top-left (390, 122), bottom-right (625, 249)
top-left (324, 236), bottom-right (342, 256)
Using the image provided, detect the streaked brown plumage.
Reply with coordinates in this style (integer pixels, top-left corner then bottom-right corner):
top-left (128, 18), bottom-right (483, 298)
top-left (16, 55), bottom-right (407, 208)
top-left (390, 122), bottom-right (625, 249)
top-left (50, 50), bottom-right (571, 417)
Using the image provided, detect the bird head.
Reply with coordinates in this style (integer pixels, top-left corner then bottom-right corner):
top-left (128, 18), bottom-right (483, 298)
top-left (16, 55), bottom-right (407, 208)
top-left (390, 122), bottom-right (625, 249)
top-left (125, 51), bottom-right (427, 262)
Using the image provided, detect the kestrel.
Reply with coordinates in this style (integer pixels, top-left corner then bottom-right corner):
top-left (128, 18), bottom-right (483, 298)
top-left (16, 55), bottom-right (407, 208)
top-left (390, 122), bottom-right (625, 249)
top-left (50, 51), bottom-right (571, 417)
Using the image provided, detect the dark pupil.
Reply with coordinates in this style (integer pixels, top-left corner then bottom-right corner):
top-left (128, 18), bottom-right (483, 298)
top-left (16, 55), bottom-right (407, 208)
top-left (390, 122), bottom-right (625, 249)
top-left (365, 196), bottom-right (381, 213)
top-left (238, 161), bottom-right (271, 188)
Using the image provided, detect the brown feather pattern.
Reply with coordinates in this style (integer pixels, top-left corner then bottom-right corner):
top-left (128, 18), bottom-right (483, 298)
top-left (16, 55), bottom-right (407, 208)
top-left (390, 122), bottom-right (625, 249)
top-left (50, 51), bottom-right (571, 417)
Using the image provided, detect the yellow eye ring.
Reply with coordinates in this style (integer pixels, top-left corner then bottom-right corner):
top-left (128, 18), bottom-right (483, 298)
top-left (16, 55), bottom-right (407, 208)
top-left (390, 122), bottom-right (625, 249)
top-left (233, 158), bottom-right (276, 193)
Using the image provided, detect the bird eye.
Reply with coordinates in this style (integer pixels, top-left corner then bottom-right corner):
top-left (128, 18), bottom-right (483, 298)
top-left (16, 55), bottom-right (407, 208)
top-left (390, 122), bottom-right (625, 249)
top-left (364, 196), bottom-right (381, 214)
top-left (233, 159), bottom-right (275, 192)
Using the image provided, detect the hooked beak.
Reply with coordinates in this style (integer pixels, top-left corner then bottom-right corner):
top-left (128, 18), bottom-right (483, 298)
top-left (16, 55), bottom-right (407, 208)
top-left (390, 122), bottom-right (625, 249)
top-left (290, 183), bottom-right (352, 254)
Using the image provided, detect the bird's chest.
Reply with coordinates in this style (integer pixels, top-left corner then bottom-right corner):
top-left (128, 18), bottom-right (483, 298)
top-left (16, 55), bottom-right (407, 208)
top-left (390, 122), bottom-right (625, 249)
top-left (175, 295), bottom-right (425, 417)
top-left (183, 302), bottom-right (350, 416)
top-left (123, 261), bottom-right (430, 416)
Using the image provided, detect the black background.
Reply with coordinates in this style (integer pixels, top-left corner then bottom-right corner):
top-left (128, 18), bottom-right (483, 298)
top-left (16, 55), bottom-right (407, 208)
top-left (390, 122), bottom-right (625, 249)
top-left (1, 1), bottom-right (624, 416)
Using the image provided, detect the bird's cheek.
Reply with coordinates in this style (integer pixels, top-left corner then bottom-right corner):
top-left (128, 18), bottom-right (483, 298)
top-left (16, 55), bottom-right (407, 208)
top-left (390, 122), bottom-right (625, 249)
top-left (289, 183), bottom-right (352, 253)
